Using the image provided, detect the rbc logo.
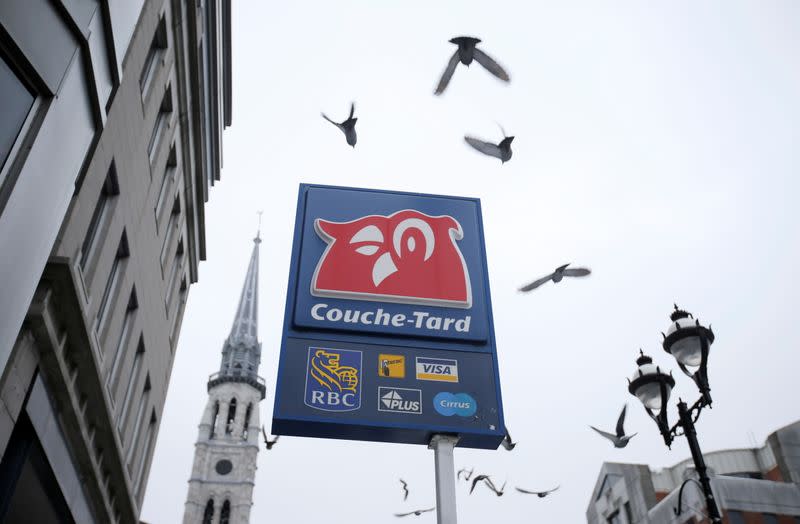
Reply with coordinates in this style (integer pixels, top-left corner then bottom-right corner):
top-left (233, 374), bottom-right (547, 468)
top-left (304, 347), bottom-right (362, 412)
top-left (311, 210), bottom-right (472, 308)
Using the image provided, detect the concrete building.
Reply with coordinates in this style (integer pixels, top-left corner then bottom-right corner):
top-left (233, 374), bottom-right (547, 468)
top-left (183, 234), bottom-right (266, 524)
top-left (0, 0), bottom-right (231, 522)
top-left (587, 420), bottom-right (800, 524)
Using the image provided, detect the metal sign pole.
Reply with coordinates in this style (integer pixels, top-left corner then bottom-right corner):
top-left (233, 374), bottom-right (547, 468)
top-left (429, 434), bottom-right (460, 524)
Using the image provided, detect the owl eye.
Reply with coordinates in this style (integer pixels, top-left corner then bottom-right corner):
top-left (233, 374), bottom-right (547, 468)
top-left (350, 225), bottom-right (384, 244)
top-left (355, 245), bottom-right (379, 256)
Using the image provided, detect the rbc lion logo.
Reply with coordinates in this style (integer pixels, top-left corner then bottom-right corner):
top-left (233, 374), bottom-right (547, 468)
top-left (311, 210), bottom-right (472, 308)
top-left (304, 347), bottom-right (362, 412)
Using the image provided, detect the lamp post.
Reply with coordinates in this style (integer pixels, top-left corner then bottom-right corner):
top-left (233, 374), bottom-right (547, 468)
top-left (627, 305), bottom-right (722, 524)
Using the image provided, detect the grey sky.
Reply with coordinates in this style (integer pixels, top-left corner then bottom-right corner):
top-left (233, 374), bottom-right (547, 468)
top-left (141, 2), bottom-right (800, 522)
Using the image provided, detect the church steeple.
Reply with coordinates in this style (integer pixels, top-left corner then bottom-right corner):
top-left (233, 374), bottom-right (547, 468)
top-left (208, 231), bottom-right (266, 398)
top-left (185, 228), bottom-right (266, 524)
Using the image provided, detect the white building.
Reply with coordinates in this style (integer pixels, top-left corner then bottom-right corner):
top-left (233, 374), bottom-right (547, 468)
top-left (587, 420), bottom-right (800, 523)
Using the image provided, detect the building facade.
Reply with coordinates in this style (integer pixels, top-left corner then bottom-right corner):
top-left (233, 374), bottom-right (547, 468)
top-left (183, 235), bottom-right (266, 524)
top-left (0, 1), bottom-right (231, 522)
top-left (587, 420), bottom-right (800, 524)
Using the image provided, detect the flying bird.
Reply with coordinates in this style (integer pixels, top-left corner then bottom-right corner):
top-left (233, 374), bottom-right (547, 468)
top-left (590, 404), bottom-right (637, 448)
top-left (464, 132), bottom-right (514, 163)
top-left (394, 507), bottom-right (435, 518)
top-left (516, 485), bottom-right (560, 498)
top-left (519, 263), bottom-right (591, 292)
top-left (501, 430), bottom-right (517, 451)
top-left (261, 426), bottom-right (279, 450)
top-left (399, 479), bottom-right (409, 501)
top-left (457, 467), bottom-right (475, 481)
top-left (321, 102), bottom-right (357, 147)
top-left (435, 36), bottom-right (510, 95)
top-left (470, 475), bottom-right (507, 496)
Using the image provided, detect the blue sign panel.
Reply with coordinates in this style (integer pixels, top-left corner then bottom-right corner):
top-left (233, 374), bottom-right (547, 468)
top-left (272, 184), bottom-right (505, 449)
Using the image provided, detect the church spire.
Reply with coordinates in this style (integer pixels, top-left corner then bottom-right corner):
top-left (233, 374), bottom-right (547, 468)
top-left (210, 226), bottom-right (265, 397)
top-left (226, 232), bottom-right (260, 349)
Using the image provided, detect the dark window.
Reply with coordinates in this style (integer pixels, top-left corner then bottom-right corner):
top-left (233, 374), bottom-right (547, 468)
top-left (154, 143), bottom-right (177, 229)
top-left (225, 399), bottom-right (236, 435)
top-left (763, 514), bottom-right (779, 524)
top-left (126, 375), bottom-right (151, 471)
top-left (210, 401), bottom-right (219, 439)
top-left (242, 404), bottom-right (252, 440)
top-left (0, 53), bottom-right (35, 176)
top-left (80, 165), bottom-right (119, 270)
top-left (202, 499), bottom-right (214, 524)
top-left (139, 16), bottom-right (167, 94)
top-left (623, 501), bottom-right (632, 523)
top-left (96, 230), bottom-right (129, 331)
top-left (606, 510), bottom-right (621, 524)
top-left (219, 500), bottom-right (230, 524)
top-left (107, 288), bottom-right (138, 397)
top-left (148, 85), bottom-right (173, 161)
top-left (727, 511), bottom-right (745, 524)
top-left (133, 412), bottom-right (156, 495)
top-left (117, 336), bottom-right (144, 437)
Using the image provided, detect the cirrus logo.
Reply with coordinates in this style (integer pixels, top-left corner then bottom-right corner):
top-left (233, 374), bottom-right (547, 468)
top-left (433, 392), bottom-right (477, 417)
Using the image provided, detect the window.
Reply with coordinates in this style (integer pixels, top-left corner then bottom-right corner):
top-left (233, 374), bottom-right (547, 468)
top-left (126, 375), bottom-right (151, 473)
top-left (0, 52), bottom-right (35, 179)
top-left (242, 403), bottom-right (252, 440)
top-left (225, 398), bottom-right (236, 435)
top-left (148, 85), bottom-right (172, 161)
top-left (165, 236), bottom-right (184, 314)
top-left (96, 230), bottom-right (129, 332)
top-left (202, 500), bottom-right (214, 524)
top-left (762, 514), bottom-right (779, 524)
top-left (117, 337), bottom-right (144, 438)
top-left (133, 411), bottom-right (156, 495)
top-left (623, 502), bottom-right (632, 523)
top-left (154, 143), bottom-right (177, 230)
top-left (107, 288), bottom-right (138, 400)
top-left (80, 164), bottom-right (119, 270)
top-left (210, 401), bottom-right (219, 439)
top-left (159, 195), bottom-right (181, 270)
top-left (139, 16), bottom-right (167, 94)
top-left (219, 500), bottom-right (230, 524)
top-left (169, 275), bottom-right (188, 345)
top-left (606, 511), bottom-right (622, 524)
top-left (727, 511), bottom-right (745, 524)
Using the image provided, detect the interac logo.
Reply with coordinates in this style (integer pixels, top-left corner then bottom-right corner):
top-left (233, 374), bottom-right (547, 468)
top-left (378, 354), bottom-right (405, 378)
top-left (304, 348), bottom-right (362, 412)
top-left (311, 209), bottom-right (472, 308)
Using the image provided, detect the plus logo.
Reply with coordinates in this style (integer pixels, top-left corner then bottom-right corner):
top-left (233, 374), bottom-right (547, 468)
top-left (311, 210), bottom-right (472, 308)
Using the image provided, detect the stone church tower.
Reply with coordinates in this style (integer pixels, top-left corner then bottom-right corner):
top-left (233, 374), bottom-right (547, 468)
top-left (183, 233), bottom-right (266, 524)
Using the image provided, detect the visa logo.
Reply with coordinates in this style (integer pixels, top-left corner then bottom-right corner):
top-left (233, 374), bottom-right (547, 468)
top-left (415, 357), bottom-right (459, 383)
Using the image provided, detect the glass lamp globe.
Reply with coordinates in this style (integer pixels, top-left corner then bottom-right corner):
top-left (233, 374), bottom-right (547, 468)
top-left (663, 305), bottom-right (714, 368)
top-left (628, 352), bottom-right (675, 411)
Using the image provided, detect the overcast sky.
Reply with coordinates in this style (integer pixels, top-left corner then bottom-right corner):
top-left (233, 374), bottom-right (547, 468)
top-left (141, 2), bottom-right (800, 522)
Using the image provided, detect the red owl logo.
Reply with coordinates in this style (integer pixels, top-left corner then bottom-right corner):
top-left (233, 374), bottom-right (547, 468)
top-left (311, 210), bottom-right (472, 308)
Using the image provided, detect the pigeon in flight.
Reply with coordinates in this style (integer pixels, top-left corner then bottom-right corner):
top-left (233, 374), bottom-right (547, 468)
top-left (464, 130), bottom-right (514, 164)
top-left (590, 404), bottom-right (637, 448)
top-left (470, 475), bottom-right (507, 496)
top-left (435, 37), bottom-right (510, 95)
top-left (516, 486), bottom-right (560, 498)
top-left (457, 467), bottom-right (475, 481)
top-left (519, 263), bottom-right (591, 292)
top-left (261, 426), bottom-right (279, 450)
top-left (399, 479), bottom-right (409, 501)
top-left (321, 102), bottom-right (357, 147)
top-left (501, 430), bottom-right (517, 451)
top-left (394, 507), bottom-right (435, 518)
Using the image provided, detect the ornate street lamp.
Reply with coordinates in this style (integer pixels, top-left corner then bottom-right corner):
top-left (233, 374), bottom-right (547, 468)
top-left (627, 306), bottom-right (722, 524)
